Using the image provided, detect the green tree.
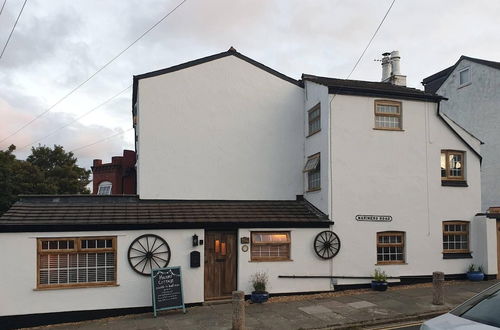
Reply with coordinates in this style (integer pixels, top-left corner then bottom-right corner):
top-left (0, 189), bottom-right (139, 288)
top-left (27, 145), bottom-right (91, 194)
top-left (0, 145), bottom-right (90, 215)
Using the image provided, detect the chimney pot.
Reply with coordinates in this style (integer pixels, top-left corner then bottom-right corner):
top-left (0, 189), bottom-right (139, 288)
top-left (381, 53), bottom-right (391, 82)
top-left (390, 50), bottom-right (401, 75)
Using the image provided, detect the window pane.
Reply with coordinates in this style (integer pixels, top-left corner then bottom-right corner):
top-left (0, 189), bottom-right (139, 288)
top-left (97, 181), bottom-right (112, 195)
top-left (375, 115), bottom-right (400, 129)
top-left (376, 104), bottom-right (400, 114)
top-left (308, 169), bottom-right (320, 190)
top-left (441, 153), bottom-right (446, 177)
top-left (459, 69), bottom-right (470, 85)
top-left (377, 233), bottom-right (404, 262)
top-left (304, 156), bottom-right (320, 172)
top-left (449, 154), bottom-right (463, 177)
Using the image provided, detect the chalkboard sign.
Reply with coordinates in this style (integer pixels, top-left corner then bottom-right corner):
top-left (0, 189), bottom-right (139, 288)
top-left (151, 266), bottom-right (186, 316)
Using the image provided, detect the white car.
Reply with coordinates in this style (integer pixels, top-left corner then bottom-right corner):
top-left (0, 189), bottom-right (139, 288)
top-left (421, 282), bottom-right (500, 329)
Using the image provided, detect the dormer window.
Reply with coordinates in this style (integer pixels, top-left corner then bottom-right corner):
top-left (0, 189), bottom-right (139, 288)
top-left (458, 67), bottom-right (470, 87)
top-left (97, 181), bottom-right (112, 195)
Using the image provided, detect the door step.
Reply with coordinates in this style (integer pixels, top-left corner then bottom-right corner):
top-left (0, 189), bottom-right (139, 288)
top-left (203, 298), bottom-right (232, 305)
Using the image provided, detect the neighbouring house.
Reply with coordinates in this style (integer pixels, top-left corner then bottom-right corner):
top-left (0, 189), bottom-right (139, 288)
top-left (0, 48), bottom-right (496, 328)
top-left (91, 149), bottom-right (136, 195)
top-left (422, 56), bottom-right (500, 212)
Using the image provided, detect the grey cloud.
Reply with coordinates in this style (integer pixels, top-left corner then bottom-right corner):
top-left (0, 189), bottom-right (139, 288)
top-left (1, 0), bottom-right (499, 171)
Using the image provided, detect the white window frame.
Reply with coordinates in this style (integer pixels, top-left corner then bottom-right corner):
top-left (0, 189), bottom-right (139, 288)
top-left (97, 181), bottom-right (112, 195)
top-left (458, 67), bottom-right (471, 88)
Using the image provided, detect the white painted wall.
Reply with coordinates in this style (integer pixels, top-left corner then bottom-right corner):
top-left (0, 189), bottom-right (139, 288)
top-left (327, 94), bottom-right (483, 278)
top-left (0, 229), bottom-right (204, 316)
top-left (237, 228), bottom-right (332, 294)
top-left (303, 81), bottom-right (331, 215)
top-left (472, 215), bottom-right (498, 275)
top-left (437, 59), bottom-right (500, 211)
top-left (137, 55), bottom-right (304, 200)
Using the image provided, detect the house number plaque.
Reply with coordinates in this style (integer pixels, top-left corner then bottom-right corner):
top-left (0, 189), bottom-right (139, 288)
top-left (355, 215), bottom-right (392, 222)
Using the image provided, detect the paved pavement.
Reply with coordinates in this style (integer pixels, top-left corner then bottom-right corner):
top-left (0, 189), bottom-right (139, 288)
top-left (31, 280), bottom-right (497, 330)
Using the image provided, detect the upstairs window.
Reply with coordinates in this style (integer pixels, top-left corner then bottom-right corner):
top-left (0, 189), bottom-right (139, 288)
top-left (441, 150), bottom-right (466, 185)
top-left (374, 100), bottom-right (402, 130)
top-left (458, 67), bottom-right (470, 87)
top-left (97, 181), bottom-right (112, 195)
top-left (304, 153), bottom-right (320, 191)
top-left (308, 104), bottom-right (321, 136)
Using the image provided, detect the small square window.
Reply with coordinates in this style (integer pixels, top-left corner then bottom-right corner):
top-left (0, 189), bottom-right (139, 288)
top-left (374, 100), bottom-right (402, 130)
top-left (376, 232), bottom-right (405, 264)
top-left (441, 150), bottom-right (466, 182)
top-left (459, 68), bottom-right (470, 87)
top-left (97, 181), bottom-right (112, 195)
top-left (443, 221), bottom-right (469, 253)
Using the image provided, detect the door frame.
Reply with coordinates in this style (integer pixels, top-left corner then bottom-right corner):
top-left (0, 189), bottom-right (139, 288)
top-left (204, 229), bottom-right (238, 300)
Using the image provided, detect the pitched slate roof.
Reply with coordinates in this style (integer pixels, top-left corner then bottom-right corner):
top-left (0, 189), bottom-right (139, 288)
top-left (422, 56), bottom-right (500, 93)
top-left (0, 195), bottom-right (331, 232)
top-left (302, 74), bottom-right (443, 102)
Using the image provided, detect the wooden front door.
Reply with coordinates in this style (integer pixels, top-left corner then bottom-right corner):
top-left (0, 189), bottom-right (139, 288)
top-left (204, 231), bottom-right (237, 300)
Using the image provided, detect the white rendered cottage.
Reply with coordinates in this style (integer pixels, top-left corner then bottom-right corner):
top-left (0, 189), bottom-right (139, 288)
top-left (0, 48), bottom-right (496, 328)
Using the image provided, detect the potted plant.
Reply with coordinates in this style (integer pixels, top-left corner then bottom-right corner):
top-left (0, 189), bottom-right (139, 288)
top-left (466, 264), bottom-right (484, 281)
top-left (371, 268), bottom-right (388, 291)
top-left (250, 271), bottom-right (269, 303)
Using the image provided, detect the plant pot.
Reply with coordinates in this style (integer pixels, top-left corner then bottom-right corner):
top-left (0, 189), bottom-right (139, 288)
top-left (371, 281), bottom-right (388, 291)
top-left (467, 271), bottom-right (484, 281)
top-left (250, 291), bottom-right (269, 303)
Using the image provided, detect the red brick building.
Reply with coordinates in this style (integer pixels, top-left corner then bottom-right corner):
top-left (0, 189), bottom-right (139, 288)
top-left (91, 150), bottom-right (136, 195)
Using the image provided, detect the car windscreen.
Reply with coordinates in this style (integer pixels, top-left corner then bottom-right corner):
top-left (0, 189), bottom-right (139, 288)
top-left (452, 286), bottom-right (500, 328)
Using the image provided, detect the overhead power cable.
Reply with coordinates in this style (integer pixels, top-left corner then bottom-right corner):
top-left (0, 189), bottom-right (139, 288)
top-left (70, 127), bottom-right (133, 153)
top-left (19, 84), bottom-right (132, 150)
top-left (0, 0), bottom-right (27, 59)
top-left (346, 0), bottom-right (396, 79)
top-left (0, 0), bottom-right (188, 144)
top-left (0, 0), bottom-right (7, 17)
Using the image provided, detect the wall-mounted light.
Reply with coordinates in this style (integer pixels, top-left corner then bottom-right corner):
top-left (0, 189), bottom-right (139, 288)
top-left (192, 234), bottom-right (199, 247)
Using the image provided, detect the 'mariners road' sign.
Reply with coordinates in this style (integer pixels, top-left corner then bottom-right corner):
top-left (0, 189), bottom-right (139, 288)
top-left (355, 215), bottom-right (392, 222)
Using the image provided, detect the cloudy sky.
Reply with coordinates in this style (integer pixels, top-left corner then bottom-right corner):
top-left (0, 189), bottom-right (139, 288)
top-left (1, 0), bottom-right (499, 172)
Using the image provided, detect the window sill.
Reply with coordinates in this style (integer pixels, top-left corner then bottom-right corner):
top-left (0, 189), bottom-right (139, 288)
top-left (34, 283), bottom-right (119, 291)
top-left (375, 262), bottom-right (407, 266)
top-left (249, 259), bottom-right (293, 263)
top-left (307, 129), bottom-right (321, 138)
top-left (458, 82), bottom-right (471, 90)
top-left (373, 128), bottom-right (404, 132)
top-left (441, 180), bottom-right (468, 187)
top-left (307, 188), bottom-right (321, 193)
top-left (443, 252), bottom-right (472, 259)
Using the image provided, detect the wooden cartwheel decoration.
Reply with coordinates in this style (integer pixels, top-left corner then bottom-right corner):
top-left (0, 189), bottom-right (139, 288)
top-left (128, 234), bottom-right (171, 276)
top-left (313, 230), bottom-right (341, 259)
